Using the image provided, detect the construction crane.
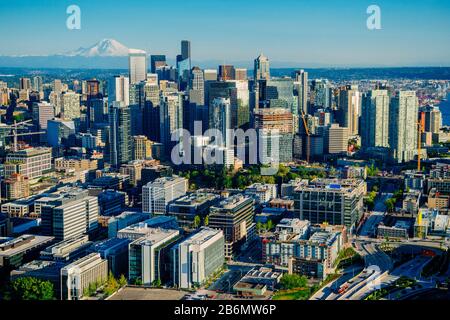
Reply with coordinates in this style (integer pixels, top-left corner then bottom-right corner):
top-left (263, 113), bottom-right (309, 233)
top-left (300, 112), bottom-right (311, 163)
top-left (3, 120), bottom-right (45, 152)
top-left (417, 112), bottom-right (425, 172)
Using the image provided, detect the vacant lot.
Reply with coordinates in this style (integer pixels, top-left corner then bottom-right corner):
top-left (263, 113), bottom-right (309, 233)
top-left (108, 287), bottom-right (187, 300)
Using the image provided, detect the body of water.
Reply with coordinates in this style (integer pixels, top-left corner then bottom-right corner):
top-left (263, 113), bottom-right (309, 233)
top-left (440, 92), bottom-right (450, 126)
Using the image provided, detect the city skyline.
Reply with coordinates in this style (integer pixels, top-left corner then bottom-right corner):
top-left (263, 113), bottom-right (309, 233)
top-left (1, 0), bottom-right (450, 67)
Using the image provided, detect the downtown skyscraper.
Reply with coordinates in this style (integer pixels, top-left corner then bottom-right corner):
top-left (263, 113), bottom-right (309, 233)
top-left (361, 89), bottom-right (390, 149)
top-left (129, 49), bottom-right (148, 85)
top-left (389, 91), bottom-right (419, 163)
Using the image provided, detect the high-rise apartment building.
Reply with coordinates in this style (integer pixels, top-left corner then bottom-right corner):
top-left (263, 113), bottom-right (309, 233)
top-left (338, 85), bottom-right (360, 136)
top-left (295, 70), bottom-right (308, 115)
top-left (61, 91), bottom-right (81, 120)
top-left (361, 90), bottom-right (390, 149)
top-left (209, 97), bottom-right (232, 147)
top-left (109, 75), bottom-right (130, 106)
top-left (389, 91), bottom-right (419, 163)
top-left (189, 67), bottom-right (205, 106)
top-left (327, 123), bottom-right (348, 154)
top-left (108, 101), bottom-right (132, 167)
top-left (132, 135), bottom-right (153, 160)
top-left (254, 108), bottom-right (294, 163)
top-left (159, 91), bottom-right (184, 151)
top-left (234, 68), bottom-right (248, 81)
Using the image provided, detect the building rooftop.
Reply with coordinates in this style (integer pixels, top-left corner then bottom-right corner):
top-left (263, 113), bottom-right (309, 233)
top-left (277, 218), bottom-right (310, 230)
top-left (180, 227), bottom-right (222, 246)
top-left (295, 178), bottom-right (365, 194)
top-left (131, 228), bottom-right (179, 246)
top-left (0, 234), bottom-right (54, 257)
top-left (171, 193), bottom-right (219, 207)
top-left (213, 194), bottom-right (252, 210)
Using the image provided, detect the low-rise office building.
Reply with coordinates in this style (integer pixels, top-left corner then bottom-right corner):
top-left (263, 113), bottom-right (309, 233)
top-left (88, 237), bottom-right (131, 277)
top-left (244, 183), bottom-right (277, 204)
top-left (60, 253), bottom-right (108, 300)
top-left (172, 227), bottom-right (224, 289)
top-left (128, 228), bottom-right (180, 285)
top-left (168, 192), bottom-right (221, 228)
top-left (40, 235), bottom-right (93, 262)
top-left (293, 178), bottom-right (366, 231)
top-left (0, 234), bottom-right (54, 275)
top-left (209, 195), bottom-right (255, 259)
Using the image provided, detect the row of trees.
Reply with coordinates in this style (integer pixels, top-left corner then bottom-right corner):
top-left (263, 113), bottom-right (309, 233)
top-left (178, 164), bottom-right (327, 191)
top-left (5, 277), bottom-right (54, 300)
top-left (84, 272), bottom-right (127, 298)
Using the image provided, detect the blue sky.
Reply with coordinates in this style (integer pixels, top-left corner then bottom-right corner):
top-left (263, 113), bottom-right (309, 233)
top-left (1, 0), bottom-right (450, 66)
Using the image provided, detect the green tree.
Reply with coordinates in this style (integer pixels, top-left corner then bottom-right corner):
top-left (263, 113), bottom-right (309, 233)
top-left (256, 221), bottom-right (263, 234)
top-left (204, 215), bottom-right (209, 226)
top-left (266, 220), bottom-right (274, 231)
top-left (118, 274), bottom-right (127, 288)
top-left (152, 279), bottom-right (162, 287)
top-left (279, 274), bottom-right (308, 290)
top-left (9, 277), bottom-right (54, 300)
top-left (194, 215), bottom-right (201, 228)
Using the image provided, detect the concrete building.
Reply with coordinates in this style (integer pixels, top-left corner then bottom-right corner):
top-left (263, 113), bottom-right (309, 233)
top-left (254, 54), bottom-right (270, 81)
top-left (338, 85), bottom-right (360, 136)
top-left (293, 178), bottom-right (366, 231)
top-left (328, 124), bottom-right (348, 155)
top-left (109, 75), bottom-right (130, 106)
top-left (128, 228), bottom-right (180, 285)
top-left (172, 227), bottom-right (224, 289)
top-left (40, 235), bottom-right (92, 262)
top-left (168, 192), bottom-right (221, 228)
top-left (209, 195), bottom-right (255, 259)
top-left (264, 225), bottom-right (343, 279)
top-left (129, 49), bottom-right (148, 85)
top-left (107, 212), bottom-right (150, 238)
top-left (88, 237), bottom-right (131, 277)
top-left (142, 176), bottom-right (188, 214)
top-left (60, 253), bottom-right (108, 300)
top-left (41, 189), bottom-right (98, 240)
top-left (133, 135), bottom-right (153, 160)
top-left (61, 91), bottom-right (81, 120)
top-left (4, 147), bottom-right (52, 180)
top-left (0, 235), bottom-right (54, 273)
top-left (245, 183), bottom-right (277, 204)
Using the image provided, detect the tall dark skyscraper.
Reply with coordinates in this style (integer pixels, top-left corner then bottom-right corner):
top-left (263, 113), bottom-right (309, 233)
top-left (177, 40), bottom-right (192, 91)
top-left (181, 40), bottom-right (191, 62)
top-left (150, 55), bottom-right (166, 73)
top-left (108, 101), bottom-right (132, 167)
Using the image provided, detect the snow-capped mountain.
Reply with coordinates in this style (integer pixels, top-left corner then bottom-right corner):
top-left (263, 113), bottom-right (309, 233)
top-left (64, 39), bottom-right (129, 57)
